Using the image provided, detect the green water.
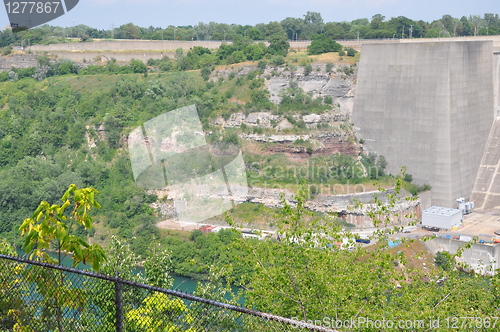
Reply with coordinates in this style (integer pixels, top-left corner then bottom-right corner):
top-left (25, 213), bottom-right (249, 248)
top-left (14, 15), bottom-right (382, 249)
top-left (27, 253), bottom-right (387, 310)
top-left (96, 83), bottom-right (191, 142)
top-left (15, 249), bottom-right (244, 304)
top-left (15, 248), bottom-right (198, 293)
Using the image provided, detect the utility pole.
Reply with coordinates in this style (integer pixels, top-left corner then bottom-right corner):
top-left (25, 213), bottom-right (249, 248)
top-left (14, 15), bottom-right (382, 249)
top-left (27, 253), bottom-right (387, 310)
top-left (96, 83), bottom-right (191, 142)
top-left (111, 23), bottom-right (115, 39)
top-left (409, 25), bottom-right (413, 39)
top-left (402, 26), bottom-right (404, 39)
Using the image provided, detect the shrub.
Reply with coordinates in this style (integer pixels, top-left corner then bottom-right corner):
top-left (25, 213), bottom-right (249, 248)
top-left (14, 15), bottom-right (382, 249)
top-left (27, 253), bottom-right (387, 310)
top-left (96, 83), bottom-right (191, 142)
top-left (304, 64), bottom-right (312, 76)
top-left (307, 34), bottom-right (342, 55)
top-left (346, 47), bottom-right (357, 57)
top-left (130, 59), bottom-right (147, 73)
top-left (270, 55), bottom-right (285, 67)
top-left (257, 60), bottom-right (267, 70)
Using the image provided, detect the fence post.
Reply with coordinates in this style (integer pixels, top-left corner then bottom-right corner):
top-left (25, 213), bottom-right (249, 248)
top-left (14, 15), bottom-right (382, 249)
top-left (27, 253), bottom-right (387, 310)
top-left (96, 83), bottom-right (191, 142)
top-left (115, 271), bottom-right (123, 332)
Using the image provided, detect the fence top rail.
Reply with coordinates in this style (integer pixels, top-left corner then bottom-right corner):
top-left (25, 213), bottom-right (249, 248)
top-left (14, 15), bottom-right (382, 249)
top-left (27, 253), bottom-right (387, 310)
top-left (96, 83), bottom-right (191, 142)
top-left (0, 253), bottom-right (339, 332)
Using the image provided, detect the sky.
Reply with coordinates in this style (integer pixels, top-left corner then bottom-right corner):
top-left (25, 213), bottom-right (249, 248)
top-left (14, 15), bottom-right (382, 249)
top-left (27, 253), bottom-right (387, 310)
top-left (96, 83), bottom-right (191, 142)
top-left (0, 0), bottom-right (499, 30)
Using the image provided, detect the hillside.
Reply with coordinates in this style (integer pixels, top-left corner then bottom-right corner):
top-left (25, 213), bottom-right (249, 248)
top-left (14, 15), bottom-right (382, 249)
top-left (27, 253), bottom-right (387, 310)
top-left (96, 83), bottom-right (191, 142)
top-left (0, 49), bottom-right (419, 257)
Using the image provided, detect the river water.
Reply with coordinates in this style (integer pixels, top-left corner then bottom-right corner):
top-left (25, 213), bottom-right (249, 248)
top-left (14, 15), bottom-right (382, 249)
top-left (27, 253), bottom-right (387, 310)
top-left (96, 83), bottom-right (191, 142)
top-left (16, 248), bottom-right (199, 293)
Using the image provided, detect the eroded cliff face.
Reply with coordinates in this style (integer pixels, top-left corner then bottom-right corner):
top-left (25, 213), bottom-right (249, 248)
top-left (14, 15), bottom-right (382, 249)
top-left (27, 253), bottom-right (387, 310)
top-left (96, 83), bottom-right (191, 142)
top-left (147, 63), bottom-right (419, 229)
top-left (264, 63), bottom-right (356, 115)
top-left (212, 63), bottom-right (359, 160)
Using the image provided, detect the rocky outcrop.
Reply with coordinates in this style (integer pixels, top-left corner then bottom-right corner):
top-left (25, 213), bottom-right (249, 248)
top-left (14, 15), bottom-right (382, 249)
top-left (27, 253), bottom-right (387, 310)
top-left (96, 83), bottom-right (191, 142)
top-left (265, 64), bottom-right (356, 115)
top-left (214, 111), bottom-right (348, 130)
top-left (0, 53), bottom-right (38, 71)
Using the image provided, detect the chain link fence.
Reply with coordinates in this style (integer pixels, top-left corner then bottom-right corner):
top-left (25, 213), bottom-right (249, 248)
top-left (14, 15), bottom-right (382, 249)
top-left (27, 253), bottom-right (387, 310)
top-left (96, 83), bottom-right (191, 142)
top-left (0, 254), bottom-right (338, 332)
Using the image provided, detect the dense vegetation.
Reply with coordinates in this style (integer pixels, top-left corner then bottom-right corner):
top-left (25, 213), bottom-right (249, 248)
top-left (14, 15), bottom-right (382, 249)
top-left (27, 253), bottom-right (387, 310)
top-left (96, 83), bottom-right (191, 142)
top-left (0, 54), bottom-right (383, 256)
top-left (2, 180), bottom-right (499, 331)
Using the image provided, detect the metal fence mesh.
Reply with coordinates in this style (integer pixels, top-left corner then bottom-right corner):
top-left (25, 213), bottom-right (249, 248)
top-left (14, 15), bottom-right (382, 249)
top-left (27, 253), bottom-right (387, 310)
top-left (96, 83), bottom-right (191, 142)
top-left (0, 254), bottom-right (337, 332)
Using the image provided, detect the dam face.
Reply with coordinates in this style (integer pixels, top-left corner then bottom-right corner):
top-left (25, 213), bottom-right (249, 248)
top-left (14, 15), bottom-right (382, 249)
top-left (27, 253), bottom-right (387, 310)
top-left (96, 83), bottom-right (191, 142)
top-left (353, 41), bottom-right (494, 207)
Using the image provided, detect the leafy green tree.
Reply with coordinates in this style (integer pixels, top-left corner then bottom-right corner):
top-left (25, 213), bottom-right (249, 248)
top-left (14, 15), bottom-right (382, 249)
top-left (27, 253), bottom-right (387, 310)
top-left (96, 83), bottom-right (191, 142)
top-left (346, 47), bottom-right (357, 57)
top-left (281, 17), bottom-right (303, 40)
top-left (19, 184), bottom-right (105, 268)
top-left (119, 23), bottom-right (141, 39)
top-left (307, 34), bottom-right (342, 55)
top-left (435, 251), bottom-right (455, 271)
top-left (302, 11), bottom-right (324, 38)
top-left (243, 43), bottom-right (266, 60)
top-left (86, 236), bottom-right (174, 331)
top-left (267, 33), bottom-right (290, 57)
top-left (55, 59), bottom-right (79, 75)
top-left (246, 28), bottom-right (263, 40)
top-left (130, 58), bottom-right (147, 73)
top-left (126, 293), bottom-right (195, 331)
top-left (17, 184), bottom-right (106, 331)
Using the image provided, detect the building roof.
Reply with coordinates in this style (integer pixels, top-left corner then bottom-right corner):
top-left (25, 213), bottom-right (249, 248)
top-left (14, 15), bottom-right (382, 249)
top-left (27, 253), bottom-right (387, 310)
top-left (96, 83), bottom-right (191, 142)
top-left (423, 206), bottom-right (462, 217)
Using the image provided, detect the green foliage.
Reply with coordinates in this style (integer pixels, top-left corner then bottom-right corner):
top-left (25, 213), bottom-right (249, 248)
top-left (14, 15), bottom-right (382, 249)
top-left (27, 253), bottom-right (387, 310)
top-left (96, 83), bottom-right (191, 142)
top-left (278, 85), bottom-right (329, 115)
top-left (130, 58), bottom-right (147, 73)
top-left (257, 60), bottom-right (267, 70)
top-left (85, 236), bottom-right (174, 330)
top-left (405, 182), bottom-right (432, 196)
top-left (269, 55), bottom-right (285, 67)
top-left (307, 34), bottom-right (342, 55)
top-left (126, 293), bottom-right (195, 331)
top-left (55, 59), bottom-right (79, 75)
top-left (435, 251), bottom-right (455, 271)
top-left (361, 152), bottom-right (387, 180)
top-left (200, 66), bottom-right (212, 81)
top-left (346, 47), bottom-right (357, 57)
top-left (163, 228), bottom-right (251, 281)
top-left (19, 184), bottom-right (106, 270)
top-left (303, 64), bottom-right (312, 76)
top-left (267, 33), bottom-right (290, 57)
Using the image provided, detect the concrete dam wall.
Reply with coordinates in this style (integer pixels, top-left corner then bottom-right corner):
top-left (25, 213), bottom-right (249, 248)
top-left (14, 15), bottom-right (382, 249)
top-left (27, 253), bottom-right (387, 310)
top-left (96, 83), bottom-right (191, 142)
top-left (353, 41), bottom-right (494, 208)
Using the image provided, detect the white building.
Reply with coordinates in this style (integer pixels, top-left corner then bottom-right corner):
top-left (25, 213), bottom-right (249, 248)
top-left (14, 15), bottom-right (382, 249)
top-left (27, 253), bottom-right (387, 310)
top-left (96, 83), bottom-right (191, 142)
top-left (422, 206), bottom-right (463, 230)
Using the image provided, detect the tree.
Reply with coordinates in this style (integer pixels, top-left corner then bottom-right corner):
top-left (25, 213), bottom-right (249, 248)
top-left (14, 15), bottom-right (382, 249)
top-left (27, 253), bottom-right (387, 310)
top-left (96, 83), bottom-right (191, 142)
top-left (435, 251), bottom-right (455, 271)
top-left (346, 47), bottom-right (357, 57)
top-left (55, 59), bottom-right (79, 75)
top-left (460, 16), bottom-right (473, 36)
top-left (120, 23), bottom-right (141, 39)
top-left (281, 17), bottom-right (303, 40)
top-left (243, 44), bottom-right (266, 60)
top-left (370, 14), bottom-right (386, 30)
top-left (17, 184), bottom-right (106, 331)
top-left (19, 184), bottom-right (105, 269)
top-left (264, 21), bottom-right (286, 37)
top-left (130, 58), bottom-right (147, 73)
top-left (267, 33), bottom-right (289, 57)
top-left (302, 11), bottom-right (324, 38)
top-left (307, 34), bottom-right (342, 55)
